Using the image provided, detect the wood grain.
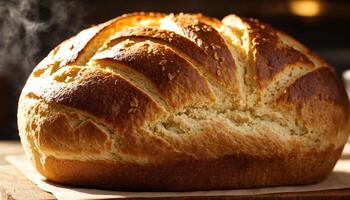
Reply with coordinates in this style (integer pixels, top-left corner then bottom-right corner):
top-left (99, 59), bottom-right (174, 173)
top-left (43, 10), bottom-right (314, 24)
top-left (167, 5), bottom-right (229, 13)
top-left (0, 141), bottom-right (350, 200)
top-left (0, 165), bottom-right (55, 200)
top-left (0, 141), bottom-right (55, 200)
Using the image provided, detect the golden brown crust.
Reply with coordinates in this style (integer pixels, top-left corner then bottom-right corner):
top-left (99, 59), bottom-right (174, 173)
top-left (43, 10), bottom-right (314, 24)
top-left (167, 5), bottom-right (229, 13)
top-left (108, 27), bottom-right (220, 82)
top-left (48, 22), bottom-right (111, 67)
top-left (221, 15), bottom-right (316, 95)
top-left (168, 14), bottom-right (239, 94)
top-left (92, 40), bottom-right (215, 110)
top-left (36, 111), bottom-right (113, 155)
top-left (243, 18), bottom-right (315, 89)
top-left (18, 12), bottom-right (350, 191)
top-left (31, 146), bottom-right (343, 191)
top-left (32, 12), bottom-right (166, 75)
top-left (33, 67), bottom-right (167, 129)
top-left (275, 67), bottom-right (350, 141)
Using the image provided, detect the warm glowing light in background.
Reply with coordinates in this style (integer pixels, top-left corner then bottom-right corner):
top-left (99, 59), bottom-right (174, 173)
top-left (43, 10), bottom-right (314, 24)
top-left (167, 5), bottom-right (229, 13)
top-left (289, 0), bottom-right (322, 17)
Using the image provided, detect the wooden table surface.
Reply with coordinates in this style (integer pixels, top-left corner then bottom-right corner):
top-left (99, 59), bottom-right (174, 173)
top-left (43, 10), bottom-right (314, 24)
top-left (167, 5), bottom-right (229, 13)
top-left (1, 141), bottom-right (350, 200)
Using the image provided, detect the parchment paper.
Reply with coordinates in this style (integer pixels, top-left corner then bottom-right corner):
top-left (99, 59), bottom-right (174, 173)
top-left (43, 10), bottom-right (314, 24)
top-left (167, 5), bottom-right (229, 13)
top-left (6, 144), bottom-right (350, 200)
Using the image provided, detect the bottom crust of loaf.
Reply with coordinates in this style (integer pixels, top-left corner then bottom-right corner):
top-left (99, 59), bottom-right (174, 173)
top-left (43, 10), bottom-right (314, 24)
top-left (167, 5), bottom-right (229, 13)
top-left (30, 147), bottom-right (343, 191)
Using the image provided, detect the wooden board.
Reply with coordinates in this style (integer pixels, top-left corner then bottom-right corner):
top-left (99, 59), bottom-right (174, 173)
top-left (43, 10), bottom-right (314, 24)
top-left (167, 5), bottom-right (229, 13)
top-left (1, 141), bottom-right (350, 200)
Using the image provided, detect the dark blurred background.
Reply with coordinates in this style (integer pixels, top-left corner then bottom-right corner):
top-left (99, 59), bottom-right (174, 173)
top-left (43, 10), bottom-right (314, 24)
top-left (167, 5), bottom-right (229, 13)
top-left (0, 0), bottom-right (349, 139)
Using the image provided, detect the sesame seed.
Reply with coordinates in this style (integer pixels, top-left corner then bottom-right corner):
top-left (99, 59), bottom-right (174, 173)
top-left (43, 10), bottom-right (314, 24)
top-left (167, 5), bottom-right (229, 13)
top-left (130, 97), bottom-right (139, 108)
top-left (214, 52), bottom-right (219, 60)
top-left (167, 73), bottom-right (175, 80)
top-left (219, 57), bottom-right (225, 66)
top-left (123, 40), bottom-right (135, 47)
top-left (159, 60), bottom-right (167, 65)
top-left (128, 108), bottom-right (136, 113)
top-left (216, 69), bottom-right (221, 76)
top-left (210, 43), bottom-right (221, 50)
top-left (194, 26), bottom-right (200, 32)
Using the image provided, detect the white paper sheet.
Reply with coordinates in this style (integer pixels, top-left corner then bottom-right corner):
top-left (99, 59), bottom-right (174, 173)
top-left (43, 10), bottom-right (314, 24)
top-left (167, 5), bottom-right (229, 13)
top-left (6, 144), bottom-right (350, 200)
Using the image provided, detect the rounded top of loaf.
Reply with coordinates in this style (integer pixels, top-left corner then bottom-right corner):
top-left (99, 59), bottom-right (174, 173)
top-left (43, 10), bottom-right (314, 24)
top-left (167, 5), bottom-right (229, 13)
top-left (19, 12), bottom-right (350, 164)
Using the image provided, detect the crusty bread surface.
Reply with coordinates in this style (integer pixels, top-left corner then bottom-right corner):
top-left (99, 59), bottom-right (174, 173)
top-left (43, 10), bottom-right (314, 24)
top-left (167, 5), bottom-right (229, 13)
top-left (18, 12), bottom-right (350, 191)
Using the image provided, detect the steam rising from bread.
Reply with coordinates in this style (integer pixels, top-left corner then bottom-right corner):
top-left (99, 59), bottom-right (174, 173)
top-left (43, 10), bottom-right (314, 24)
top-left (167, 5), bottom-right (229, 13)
top-left (0, 0), bottom-right (85, 89)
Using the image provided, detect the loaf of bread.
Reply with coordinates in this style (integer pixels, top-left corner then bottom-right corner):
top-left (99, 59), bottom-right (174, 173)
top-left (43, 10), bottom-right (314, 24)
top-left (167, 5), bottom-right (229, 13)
top-left (18, 12), bottom-right (350, 191)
